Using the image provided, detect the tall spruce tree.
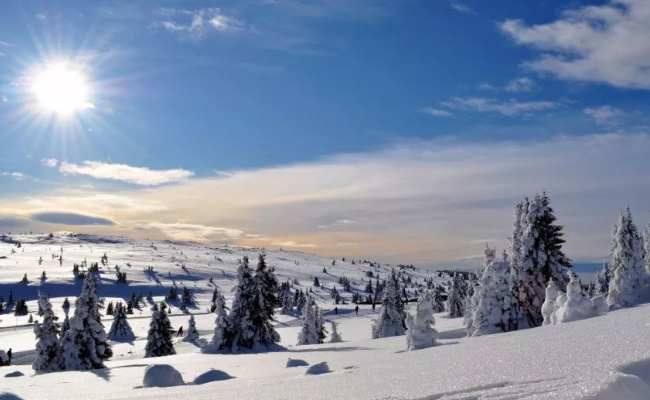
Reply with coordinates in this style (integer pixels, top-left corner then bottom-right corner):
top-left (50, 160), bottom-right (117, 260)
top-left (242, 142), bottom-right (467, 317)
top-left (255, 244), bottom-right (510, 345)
top-left (371, 269), bottom-right (406, 338)
top-left (297, 296), bottom-right (319, 345)
top-left (144, 303), bottom-right (175, 358)
top-left (516, 193), bottom-right (571, 328)
top-left (446, 272), bottom-right (465, 319)
top-left (464, 244), bottom-right (494, 331)
top-left (608, 207), bottom-right (645, 308)
top-left (33, 291), bottom-right (62, 373)
top-left (251, 253), bottom-right (280, 348)
top-left (202, 293), bottom-right (230, 353)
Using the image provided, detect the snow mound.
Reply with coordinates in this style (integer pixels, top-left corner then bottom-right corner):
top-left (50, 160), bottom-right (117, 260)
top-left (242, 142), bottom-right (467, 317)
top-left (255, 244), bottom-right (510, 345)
top-left (3, 371), bottom-right (24, 378)
top-left (142, 364), bottom-right (185, 388)
top-left (0, 393), bottom-right (23, 400)
top-left (192, 369), bottom-right (234, 385)
top-left (304, 362), bottom-right (330, 375)
top-left (286, 358), bottom-right (309, 368)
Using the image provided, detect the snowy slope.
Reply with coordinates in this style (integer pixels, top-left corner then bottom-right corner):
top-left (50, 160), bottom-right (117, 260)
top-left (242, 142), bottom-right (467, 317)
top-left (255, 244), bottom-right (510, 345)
top-left (1, 234), bottom-right (649, 399)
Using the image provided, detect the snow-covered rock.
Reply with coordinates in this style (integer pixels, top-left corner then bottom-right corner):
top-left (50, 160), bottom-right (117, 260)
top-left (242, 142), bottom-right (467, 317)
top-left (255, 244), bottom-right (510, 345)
top-left (142, 364), bottom-right (185, 388)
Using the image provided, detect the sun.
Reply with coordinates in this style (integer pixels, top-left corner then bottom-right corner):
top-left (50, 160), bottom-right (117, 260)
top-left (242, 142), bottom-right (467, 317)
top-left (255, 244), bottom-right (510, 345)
top-left (30, 62), bottom-right (93, 117)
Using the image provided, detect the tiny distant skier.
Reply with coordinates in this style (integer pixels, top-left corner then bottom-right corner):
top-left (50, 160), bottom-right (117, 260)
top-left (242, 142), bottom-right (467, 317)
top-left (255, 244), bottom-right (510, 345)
top-left (355, 305), bottom-right (359, 315)
top-left (372, 302), bottom-right (376, 312)
top-left (334, 307), bottom-right (338, 315)
top-left (177, 326), bottom-right (183, 337)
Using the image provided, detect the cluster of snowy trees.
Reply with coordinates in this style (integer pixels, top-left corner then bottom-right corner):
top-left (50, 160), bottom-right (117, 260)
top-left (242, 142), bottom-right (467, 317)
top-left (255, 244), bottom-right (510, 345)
top-left (202, 253), bottom-right (281, 353)
top-left (32, 274), bottom-right (113, 373)
top-left (463, 195), bottom-right (650, 338)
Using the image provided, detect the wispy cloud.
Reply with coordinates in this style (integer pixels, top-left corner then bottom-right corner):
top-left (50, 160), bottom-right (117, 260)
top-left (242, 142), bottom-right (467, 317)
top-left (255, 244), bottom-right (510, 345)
top-left (505, 77), bottom-right (535, 93)
top-left (2, 172), bottom-right (28, 181)
top-left (318, 219), bottom-right (356, 229)
top-left (136, 221), bottom-right (243, 242)
top-left (41, 158), bottom-right (58, 167)
top-left (500, 0), bottom-right (650, 89)
top-left (271, 240), bottom-right (317, 248)
top-left (154, 8), bottom-right (245, 39)
top-left (440, 97), bottom-right (560, 116)
top-left (59, 161), bottom-right (194, 186)
top-left (421, 107), bottom-right (453, 117)
top-left (450, 2), bottom-right (477, 15)
top-left (583, 105), bottom-right (627, 126)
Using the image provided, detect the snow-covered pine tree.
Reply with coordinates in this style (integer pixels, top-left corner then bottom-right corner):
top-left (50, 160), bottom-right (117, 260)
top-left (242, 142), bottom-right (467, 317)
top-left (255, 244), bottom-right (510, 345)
top-left (446, 272), bottom-right (465, 319)
top-left (593, 262), bottom-right (611, 296)
top-left (108, 303), bottom-right (134, 340)
top-left (544, 273), bottom-right (608, 324)
top-left (225, 256), bottom-right (257, 351)
top-left (431, 285), bottom-right (445, 313)
top-left (464, 244), bottom-right (495, 331)
top-left (371, 269), bottom-right (407, 338)
top-left (644, 224), bottom-right (650, 276)
top-left (182, 315), bottom-right (199, 343)
top-left (405, 291), bottom-right (438, 350)
top-left (144, 302), bottom-right (175, 358)
top-left (250, 253), bottom-right (280, 348)
top-left (517, 193), bottom-right (571, 328)
top-left (61, 274), bottom-right (111, 370)
top-left (202, 293), bottom-right (230, 353)
top-left (541, 280), bottom-right (561, 325)
top-left (509, 200), bottom-right (526, 283)
top-left (330, 321), bottom-right (342, 343)
top-left (608, 207), bottom-right (646, 308)
top-left (33, 291), bottom-right (62, 373)
top-left (297, 296), bottom-right (319, 345)
top-left (315, 304), bottom-right (327, 344)
top-left (471, 260), bottom-right (517, 336)
top-left (59, 315), bottom-right (70, 340)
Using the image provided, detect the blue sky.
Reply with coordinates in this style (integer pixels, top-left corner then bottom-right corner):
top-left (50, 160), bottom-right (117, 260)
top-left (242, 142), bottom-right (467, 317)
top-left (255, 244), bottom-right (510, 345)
top-left (0, 0), bottom-right (649, 265)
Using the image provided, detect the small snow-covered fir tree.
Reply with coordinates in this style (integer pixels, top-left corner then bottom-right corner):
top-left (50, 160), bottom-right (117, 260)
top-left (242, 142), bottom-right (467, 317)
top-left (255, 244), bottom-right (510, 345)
top-left (33, 291), bottom-right (62, 373)
top-left (61, 274), bottom-right (111, 370)
top-left (405, 291), bottom-right (438, 351)
top-left (541, 280), bottom-right (561, 325)
top-left (144, 303), bottom-right (175, 358)
top-left (329, 321), bottom-right (342, 343)
top-left (593, 262), bottom-right (611, 296)
top-left (509, 200), bottom-right (526, 283)
top-left (371, 269), bottom-right (407, 338)
top-left (431, 285), bottom-right (445, 313)
top-left (446, 272), bottom-right (465, 319)
top-left (108, 303), bottom-right (134, 340)
top-left (471, 260), bottom-right (517, 336)
top-left (202, 294), bottom-right (230, 353)
top-left (516, 193), bottom-right (571, 328)
top-left (464, 244), bottom-right (494, 331)
top-left (543, 273), bottom-right (608, 325)
top-left (225, 256), bottom-right (257, 351)
top-left (315, 304), bottom-right (327, 344)
top-left (182, 315), bottom-right (200, 343)
top-left (297, 296), bottom-right (319, 345)
top-left (59, 315), bottom-right (70, 340)
top-left (608, 207), bottom-right (646, 308)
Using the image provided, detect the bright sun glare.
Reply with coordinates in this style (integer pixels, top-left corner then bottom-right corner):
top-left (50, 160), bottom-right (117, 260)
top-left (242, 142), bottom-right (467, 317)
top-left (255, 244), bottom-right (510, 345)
top-left (31, 62), bottom-right (92, 117)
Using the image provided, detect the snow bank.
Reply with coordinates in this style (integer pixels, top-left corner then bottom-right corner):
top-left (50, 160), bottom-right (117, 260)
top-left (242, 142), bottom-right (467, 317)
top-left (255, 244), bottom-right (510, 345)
top-left (304, 362), bottom-right (330, 375)
top-left (286, 358), bottom-right (309, 368)
top-left (3, 371), bottom-right (23, 378)
top-left (542, 276), bottom-right (608, 325)
top-left (192, 369), bottom-right (234, 385)
top-left (142, 364), bottom-right (185, 388)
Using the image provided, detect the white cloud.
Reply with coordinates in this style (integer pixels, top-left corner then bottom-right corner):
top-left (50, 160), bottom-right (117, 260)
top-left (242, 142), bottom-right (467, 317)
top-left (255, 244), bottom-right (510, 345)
top-left (318, 219), bottom-right (356, 229)
top-left (500, 0), bottom-right (650, 89)
top-left (41, 158), bottom-right (58, 167)
top-left (505, 77), bottom-right (535, 93)
top-left (26, 194), bottom-right (167, 214)
top-left (477, 82), bottom-right (496, 91)
top-left (583, 106), bottom-right (626, 126)
top-left (58, 161), bottom-right (193, 186)
top-left (2, 172), bottom-right (27, 181)
top-left (137, 221), bottom-right (243, 243)
top-left (155, 8), bottom-right (244, 38)
top-left (450, 2), bottom-right (476, 15)
top-left (441, 97), bottom-right (560, 116)
top-left (421, 107), bottom-right (453, 117)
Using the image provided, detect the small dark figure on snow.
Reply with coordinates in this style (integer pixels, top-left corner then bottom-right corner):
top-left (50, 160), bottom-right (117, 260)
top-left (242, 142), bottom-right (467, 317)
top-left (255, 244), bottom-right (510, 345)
top-left (355, 305), bottom-right (359, 315)
top-left (372, 303), bottom-right (376, 311)
top-left (334, 307), bottom-right (339, 315)
top-left (177, 326), bottom-right (183, 337)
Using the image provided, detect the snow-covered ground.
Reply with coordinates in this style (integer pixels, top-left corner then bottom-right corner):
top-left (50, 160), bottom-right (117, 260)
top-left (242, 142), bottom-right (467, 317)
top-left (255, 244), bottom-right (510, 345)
top-left (0, 234), bottom-right (649, 399)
